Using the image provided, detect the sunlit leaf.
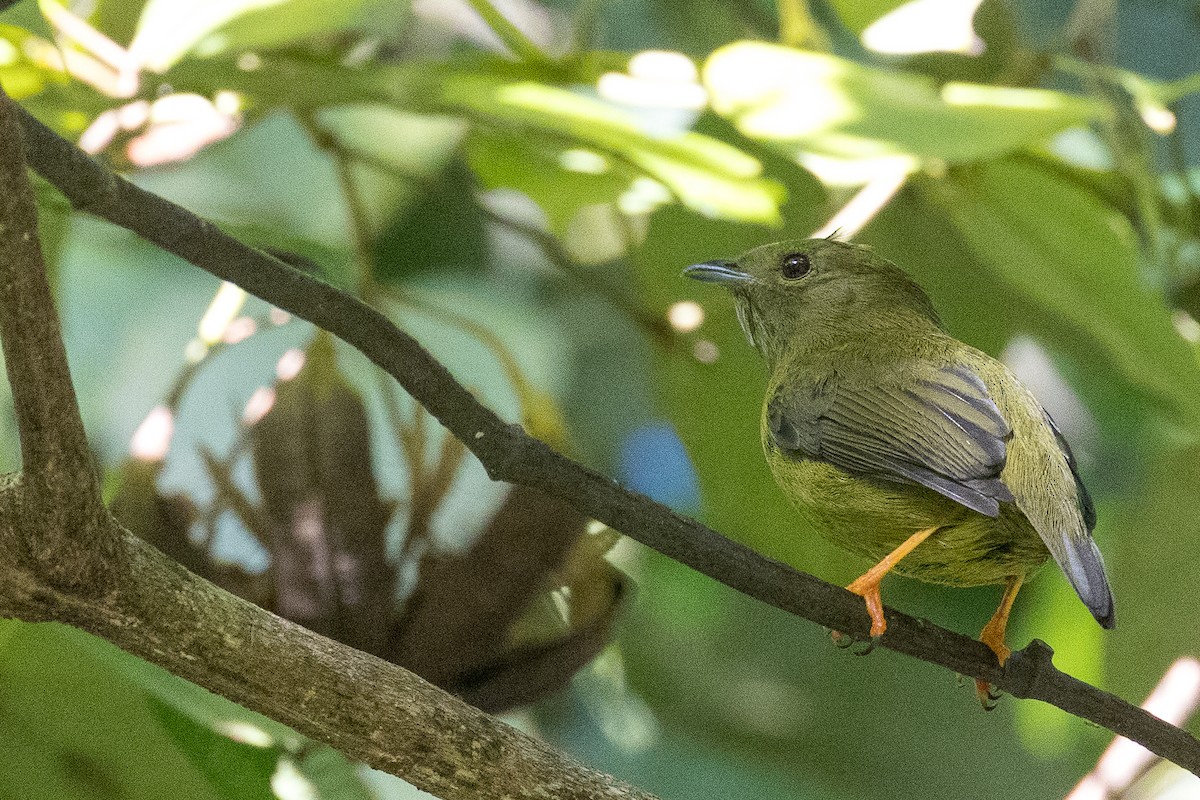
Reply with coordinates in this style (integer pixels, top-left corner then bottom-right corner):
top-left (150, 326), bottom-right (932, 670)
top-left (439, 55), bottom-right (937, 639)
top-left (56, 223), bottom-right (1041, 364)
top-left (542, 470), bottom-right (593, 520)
top-left (0, 24), bottom-right (56, 99)
top-left (151, 50), bottom-right (785, 225)
top-left (130, 0), bottom-right (387, 71)
top-left (442, 74), bottom-right (785, 224)
top-left (1011, 559), bottom-right (1105, 759)
top-left (703, 41), bottom-right (1103, 164)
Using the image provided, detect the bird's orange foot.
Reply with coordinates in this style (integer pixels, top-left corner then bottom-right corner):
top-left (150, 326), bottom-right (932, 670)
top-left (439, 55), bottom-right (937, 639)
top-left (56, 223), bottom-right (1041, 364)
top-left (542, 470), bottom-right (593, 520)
top-left (974, 638), bottom-right (1011, 710)
top-left (830, 575), bottom-right (887, 654)
top-left (846, 573), bottom-right (889, 638)
top-left (829, 528), bottom-right (938, 656)
top-left (974, 576), bottom-right (1022, 709)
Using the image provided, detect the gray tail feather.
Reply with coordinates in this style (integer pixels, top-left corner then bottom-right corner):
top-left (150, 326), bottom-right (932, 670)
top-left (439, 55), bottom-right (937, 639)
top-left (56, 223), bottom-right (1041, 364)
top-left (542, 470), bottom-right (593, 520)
top-left (1060, 536), bottom-right (1116, 629)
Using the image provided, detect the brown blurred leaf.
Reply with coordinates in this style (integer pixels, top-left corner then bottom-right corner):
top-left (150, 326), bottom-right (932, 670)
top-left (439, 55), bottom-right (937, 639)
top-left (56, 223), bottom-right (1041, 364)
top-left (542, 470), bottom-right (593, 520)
top-left (391, 484), bottom-right (626, 711)
top-left (121, 331), bottom-right (622, 712)
top-left (459, 573), bottom-right (627, 713)
top-left (199, 446), bottom-right (271, 552)
top-left (251, 332), bottom-right (395, 654)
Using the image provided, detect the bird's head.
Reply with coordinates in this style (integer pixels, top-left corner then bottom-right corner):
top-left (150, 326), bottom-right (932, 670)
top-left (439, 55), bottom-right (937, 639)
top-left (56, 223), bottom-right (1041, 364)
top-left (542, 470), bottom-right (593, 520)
top-left (684, 238), bottom-right (941, 364)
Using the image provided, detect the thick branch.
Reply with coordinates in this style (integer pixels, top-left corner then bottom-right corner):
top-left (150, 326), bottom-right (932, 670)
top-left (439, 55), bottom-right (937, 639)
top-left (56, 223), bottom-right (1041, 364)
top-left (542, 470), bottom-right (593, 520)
top-left (0, 516), bottom-right (653, 800)
top-left (0, 91), bottom-right (107, 588)
top-left (12, 103), bottom-right (1200, 775)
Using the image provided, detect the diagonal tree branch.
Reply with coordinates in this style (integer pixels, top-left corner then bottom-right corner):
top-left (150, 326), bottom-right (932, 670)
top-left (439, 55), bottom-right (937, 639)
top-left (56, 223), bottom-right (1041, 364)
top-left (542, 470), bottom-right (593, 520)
top-left (8, 96), bottom-right (1200, 777)
top-left (0, 87), bottom-right (655, 800)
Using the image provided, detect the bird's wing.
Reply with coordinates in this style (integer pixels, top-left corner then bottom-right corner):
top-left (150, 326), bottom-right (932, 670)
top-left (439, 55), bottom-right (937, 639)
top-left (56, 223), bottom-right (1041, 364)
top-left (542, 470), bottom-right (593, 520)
top-left (768, 362), bottom-right (1014, 517)
top-left (1044, 412), bottom-right (1097, 532)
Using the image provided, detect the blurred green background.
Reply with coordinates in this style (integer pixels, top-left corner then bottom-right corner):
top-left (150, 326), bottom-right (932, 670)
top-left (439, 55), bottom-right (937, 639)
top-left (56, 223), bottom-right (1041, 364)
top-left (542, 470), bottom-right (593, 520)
top-left (4, 0), bottom-right (1200, 797)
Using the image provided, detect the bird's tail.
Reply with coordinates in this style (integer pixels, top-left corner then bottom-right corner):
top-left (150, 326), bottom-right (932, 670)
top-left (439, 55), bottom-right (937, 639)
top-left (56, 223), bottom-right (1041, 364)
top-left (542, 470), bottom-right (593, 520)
top-left (1057, 534), bottom-right (1115, 629)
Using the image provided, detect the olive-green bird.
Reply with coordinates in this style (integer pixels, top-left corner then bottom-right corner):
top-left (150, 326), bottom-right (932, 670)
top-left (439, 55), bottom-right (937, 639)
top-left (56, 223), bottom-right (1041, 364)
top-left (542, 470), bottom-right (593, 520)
top-left (685, 238), bottom-right (1114, 699)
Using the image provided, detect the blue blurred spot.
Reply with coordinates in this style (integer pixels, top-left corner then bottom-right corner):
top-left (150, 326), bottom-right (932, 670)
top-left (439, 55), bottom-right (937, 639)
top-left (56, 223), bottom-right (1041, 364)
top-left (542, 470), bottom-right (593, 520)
top-left (619, 423), bottom-right (701, 512)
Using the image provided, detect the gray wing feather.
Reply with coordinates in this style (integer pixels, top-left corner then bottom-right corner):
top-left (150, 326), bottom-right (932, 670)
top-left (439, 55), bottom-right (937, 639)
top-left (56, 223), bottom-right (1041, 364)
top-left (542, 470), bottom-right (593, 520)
top-left (768, 363), bottom-right (1014, 517)
top-left (1044, 412), bottom-right (1097, 531)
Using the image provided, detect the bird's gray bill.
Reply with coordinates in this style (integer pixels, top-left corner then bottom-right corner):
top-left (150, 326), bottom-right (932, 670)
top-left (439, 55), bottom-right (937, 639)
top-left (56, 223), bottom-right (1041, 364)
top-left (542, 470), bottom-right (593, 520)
top-left (684, 260), bottom-right (753, 284)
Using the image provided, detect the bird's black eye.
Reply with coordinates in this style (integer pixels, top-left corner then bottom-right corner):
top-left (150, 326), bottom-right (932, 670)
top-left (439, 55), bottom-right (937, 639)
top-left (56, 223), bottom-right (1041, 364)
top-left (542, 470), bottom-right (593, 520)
top-left (780, 252), bottom-right (811, 280)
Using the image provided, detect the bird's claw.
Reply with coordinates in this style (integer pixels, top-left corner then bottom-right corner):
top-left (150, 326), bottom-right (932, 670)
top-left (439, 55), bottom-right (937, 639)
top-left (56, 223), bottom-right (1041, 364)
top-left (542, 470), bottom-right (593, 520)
top-left (854, 635), bottom-right (881, 656)
top-left (974, 679), bottom-right (1004, 711)
top-left (830, 629), bottom-right (855, 649)
top-left (830, 629), bottom-right (880, 655)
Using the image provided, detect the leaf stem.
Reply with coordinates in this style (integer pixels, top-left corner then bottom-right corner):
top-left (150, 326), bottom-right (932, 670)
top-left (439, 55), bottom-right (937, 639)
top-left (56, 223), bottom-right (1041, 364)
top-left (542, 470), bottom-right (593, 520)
top-left (463, 0), bottom-right (550, 63)
top-left (300, 115), bottom-right (377, 299)
top-left (776, 0), bottom-right (829, 50)
top-left (1161, 72), bottom-right (1200, 105)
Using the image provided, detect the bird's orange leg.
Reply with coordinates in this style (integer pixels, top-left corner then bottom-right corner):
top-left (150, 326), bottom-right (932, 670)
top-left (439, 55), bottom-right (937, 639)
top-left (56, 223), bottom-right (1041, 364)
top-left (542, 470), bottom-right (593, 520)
top-left (836, 526), bottom-right (938, 645)
top-left (975, 574), bottom-right (1024, 708)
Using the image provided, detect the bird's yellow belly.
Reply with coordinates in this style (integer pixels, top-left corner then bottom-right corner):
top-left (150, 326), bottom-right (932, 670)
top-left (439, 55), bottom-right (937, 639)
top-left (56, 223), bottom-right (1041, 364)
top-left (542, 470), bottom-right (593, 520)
top-left (765, 449), bottom-right (1050, 587)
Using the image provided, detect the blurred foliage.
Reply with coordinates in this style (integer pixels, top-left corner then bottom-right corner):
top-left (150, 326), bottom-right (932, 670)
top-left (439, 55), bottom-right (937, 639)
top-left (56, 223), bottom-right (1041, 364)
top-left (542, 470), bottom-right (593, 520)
top-left (3, 0), bottom-right (1200, 798)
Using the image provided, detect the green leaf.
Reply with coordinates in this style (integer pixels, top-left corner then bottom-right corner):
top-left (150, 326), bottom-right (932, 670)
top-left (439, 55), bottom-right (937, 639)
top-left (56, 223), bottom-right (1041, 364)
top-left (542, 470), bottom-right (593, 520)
top-left (147, 697), bottom-right (280, 800)
top-left (1011, 559), bottom-right (1105, 758)
top-left (33, 175), bottom-right (73, 293)
top-left (826, 0), bottom-right (911, 34)
top-left (0, 622), bottom-right (226, 800)
top-left (293, 748), bottom-right (374, 800)
top-left (150, 696), bottom-right (374, 800)
top-left (900, 0), bottom-right (1026, 86)
top-left (927, 157), bottom-right (1200, 432)
top-left (90, 0), bottom-right (150, 47)
top-left (857, 184), bottom-right (1021, 355)
top-left (0, 24), bottom-right (56, 99)
top-left (162, 53), bottom-right (395, 110)
top-left (129, 0), bottom-right (388, 71)
top-left (108, 628), bottom-right (375, 800)
top-left (319, 104), bottom-right (466, 178)
top-left (467, 130), bottom-right (636, 235)
top-left (703, 41), bottom-right (1103, 164)
top-left (374, 158), bottom-right (488, 281)
top-left (152, 51), bottom-right (783, 225)
top-left (441, 74), bottom-right (785, 224)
